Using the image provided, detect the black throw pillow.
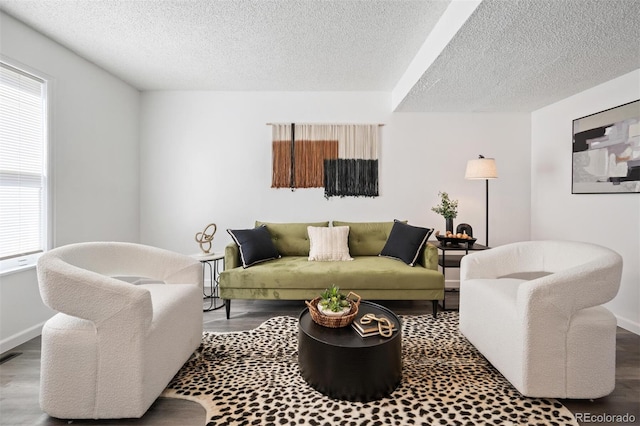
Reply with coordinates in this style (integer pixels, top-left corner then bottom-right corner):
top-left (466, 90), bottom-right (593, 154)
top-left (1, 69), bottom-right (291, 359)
top-left (227, 225), bottom-right (280, 268)
top-left (379, 220), bottom-right (433, 266)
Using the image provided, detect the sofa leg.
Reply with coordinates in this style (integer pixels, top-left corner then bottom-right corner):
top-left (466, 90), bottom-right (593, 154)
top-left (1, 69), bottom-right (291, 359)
top-left (225, 300), bottom-right (230, 319)
top-left (432, 300), bottom-right (438, 318)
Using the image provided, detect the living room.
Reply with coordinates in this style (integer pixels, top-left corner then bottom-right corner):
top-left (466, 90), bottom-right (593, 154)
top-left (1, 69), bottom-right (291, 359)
top-left (0, 0), bottom-right (638, 424)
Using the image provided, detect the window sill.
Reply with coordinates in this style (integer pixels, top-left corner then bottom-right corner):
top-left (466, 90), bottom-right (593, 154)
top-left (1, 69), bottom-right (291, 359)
top-left (0, 264), bottom-right (37, 277)
top-left (0, 253), bottom-right (41, 277)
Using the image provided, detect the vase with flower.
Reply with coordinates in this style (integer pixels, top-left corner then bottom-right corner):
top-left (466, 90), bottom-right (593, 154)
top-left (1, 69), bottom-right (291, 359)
top-left (431, 191), bottom-right (458, 233)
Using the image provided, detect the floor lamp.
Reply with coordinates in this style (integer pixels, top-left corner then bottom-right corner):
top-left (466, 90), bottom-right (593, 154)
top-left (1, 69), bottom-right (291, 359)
top-left (465, 155), bottom-right (498, 247)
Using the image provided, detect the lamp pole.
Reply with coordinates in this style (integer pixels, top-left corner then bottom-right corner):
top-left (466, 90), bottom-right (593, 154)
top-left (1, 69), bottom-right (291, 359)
top-left (465, 154), bottom-right (497, 248)
top-left (485, 178), bottom-right (489, 247)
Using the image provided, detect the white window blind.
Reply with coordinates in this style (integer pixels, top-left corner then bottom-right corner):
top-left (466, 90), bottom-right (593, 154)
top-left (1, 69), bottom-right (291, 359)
top-left (0, 62), bottom-right (48, 269)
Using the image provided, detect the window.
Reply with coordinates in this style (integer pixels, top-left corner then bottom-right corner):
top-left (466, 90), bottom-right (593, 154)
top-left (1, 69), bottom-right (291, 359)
top-left (0, 61), bottom-right (49, 274)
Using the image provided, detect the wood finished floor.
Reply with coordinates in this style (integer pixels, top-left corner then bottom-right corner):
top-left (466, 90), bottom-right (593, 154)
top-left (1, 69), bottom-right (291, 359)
top-left (1, 297), bottom-right (638, 426)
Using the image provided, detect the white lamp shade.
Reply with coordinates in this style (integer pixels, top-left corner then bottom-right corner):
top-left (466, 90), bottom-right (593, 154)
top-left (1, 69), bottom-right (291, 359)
top-left (465, 157), bottom-right (498, 179)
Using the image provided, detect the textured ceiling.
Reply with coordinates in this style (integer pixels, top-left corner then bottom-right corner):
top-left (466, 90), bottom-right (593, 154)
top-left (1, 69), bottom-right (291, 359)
top-left (396, 0), bottom-right (640, 112)
top-left (0, 0), bottom-right (450, 91)
top-left (0, 0), bottom-right (638, 112)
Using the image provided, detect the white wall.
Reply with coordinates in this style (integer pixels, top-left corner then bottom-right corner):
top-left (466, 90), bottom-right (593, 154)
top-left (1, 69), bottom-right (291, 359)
top-left (140, 91), bottom-right (531, 258)
top-left (0, 12), bottom-right (140, 353)
top-left (531, 69), bottom-right (640, 334)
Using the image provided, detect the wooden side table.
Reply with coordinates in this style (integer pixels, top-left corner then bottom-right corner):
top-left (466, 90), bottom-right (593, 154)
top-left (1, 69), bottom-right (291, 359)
top-left (431, 241), bottom-right (490, 310)
top-left (193, 253), bottom-right (225, 312)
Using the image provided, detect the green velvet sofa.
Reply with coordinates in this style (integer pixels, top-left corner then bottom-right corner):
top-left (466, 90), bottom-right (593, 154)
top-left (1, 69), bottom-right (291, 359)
top-left (219, 221), bottom-right (445, 319)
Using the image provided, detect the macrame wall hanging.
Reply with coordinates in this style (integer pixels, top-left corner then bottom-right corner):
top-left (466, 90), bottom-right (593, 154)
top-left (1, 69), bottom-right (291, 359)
top-left (270, 123), bottom-right (380, 198)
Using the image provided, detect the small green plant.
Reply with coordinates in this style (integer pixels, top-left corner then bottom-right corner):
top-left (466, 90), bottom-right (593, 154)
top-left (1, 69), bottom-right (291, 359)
top-left (431, 191), bottom-right (458, 219)
top-left (318, 285), bottom-right (350, 312)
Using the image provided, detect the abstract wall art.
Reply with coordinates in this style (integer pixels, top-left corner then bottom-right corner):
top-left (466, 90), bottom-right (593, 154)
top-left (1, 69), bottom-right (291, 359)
top-left (270, 123), bottom-right (380, 198)
top-left (572, 100), bottom-right (640, 194)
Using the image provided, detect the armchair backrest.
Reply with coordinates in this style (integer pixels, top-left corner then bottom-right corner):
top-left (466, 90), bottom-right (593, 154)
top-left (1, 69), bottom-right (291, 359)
top-left (517, 241), bottom-right (622, 315)
top-left (45, 241), bottom-right (199, 282)
top-left (461, 240), bottom-right (623, 315)
top-left (37, 242), bottom-right (201, 325)
top-left (533, 240), bottom-right (620, 273)
top-left (462, 240), bottom-right (621, 278)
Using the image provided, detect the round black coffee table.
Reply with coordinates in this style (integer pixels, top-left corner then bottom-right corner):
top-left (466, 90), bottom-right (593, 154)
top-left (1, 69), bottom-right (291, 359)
top-left (298, 301), bottom-right (402, 402)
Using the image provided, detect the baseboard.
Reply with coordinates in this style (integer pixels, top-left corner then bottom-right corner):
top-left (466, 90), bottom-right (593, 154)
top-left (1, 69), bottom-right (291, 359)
top-left (0, 321), bottom-right (46, 355)
top-left (616, 315), bottom-right (640, 335)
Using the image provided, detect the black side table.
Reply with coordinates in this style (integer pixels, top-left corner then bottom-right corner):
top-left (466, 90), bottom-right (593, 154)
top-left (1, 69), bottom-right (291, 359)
top-left (193, 253), bottom-right (225, 312)
top-left (431, 241), bottom-right (490, 310)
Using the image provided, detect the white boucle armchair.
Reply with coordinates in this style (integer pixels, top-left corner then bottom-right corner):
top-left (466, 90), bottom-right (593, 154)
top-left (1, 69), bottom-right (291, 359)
top-left (37, 242), bottom-right (203, 419)
top-left (459, 240), bottom-right (622, 399)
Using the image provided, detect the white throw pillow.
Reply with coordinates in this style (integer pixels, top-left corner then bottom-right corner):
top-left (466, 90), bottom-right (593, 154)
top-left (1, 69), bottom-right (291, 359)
top-left (307, 226), bottom-right (354, 261)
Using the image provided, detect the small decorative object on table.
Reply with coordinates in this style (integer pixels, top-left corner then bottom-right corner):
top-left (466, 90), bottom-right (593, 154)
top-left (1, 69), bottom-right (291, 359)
top-left (352, 313), bottom-right (396, 338)
top-left (305, 285), bottom-right (361, 328)
top-left (456, 223), bottom-right (473, 237)
top-left (195, 223), bottom-right (217, 255)
top-left (431, 191), bottom-right (458, 233)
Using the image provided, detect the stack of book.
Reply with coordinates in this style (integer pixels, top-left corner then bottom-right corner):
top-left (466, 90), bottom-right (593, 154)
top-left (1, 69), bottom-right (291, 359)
top-left (352, 315), bottom-right (397, 338)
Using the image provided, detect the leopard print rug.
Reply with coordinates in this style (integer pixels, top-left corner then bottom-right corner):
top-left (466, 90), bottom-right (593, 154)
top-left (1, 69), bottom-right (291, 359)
top-left (162, 312), bottom-right (578, 425)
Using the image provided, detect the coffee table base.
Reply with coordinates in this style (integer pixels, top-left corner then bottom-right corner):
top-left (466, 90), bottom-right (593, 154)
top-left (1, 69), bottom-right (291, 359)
top-left (298, 301), bottom-right (402, 402)
top-left (299, 334), bottom-right (401, 401)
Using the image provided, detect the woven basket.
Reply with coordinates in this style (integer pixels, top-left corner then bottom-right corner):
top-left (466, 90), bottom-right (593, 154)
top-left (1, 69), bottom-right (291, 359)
top-left (305, 292), bottom-right (361, 328)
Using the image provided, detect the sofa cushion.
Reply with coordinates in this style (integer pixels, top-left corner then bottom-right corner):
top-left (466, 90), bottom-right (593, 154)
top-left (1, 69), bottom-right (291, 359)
top-left (333, 221), bottom-right (405, 256)
top-left (380, 220), bottom-right (433, 266)
top-left (227, 225), bottom-right (280, 268)
top-left (221, 256), bottom-right (444, 293)
top-left (256, 221), bottom-right (329, 256)
top-left (307, 226), bottom-right (354, 261)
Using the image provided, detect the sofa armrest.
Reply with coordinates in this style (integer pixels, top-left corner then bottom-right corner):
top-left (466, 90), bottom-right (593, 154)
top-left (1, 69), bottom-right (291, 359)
top-left (418, 243), bottom-right (438, 270)
top-left (518, 257), bottom-right (622, 320)
top-left (225, 242), bottom-right (241, 269)
top-left (37, 256), bottom-right (153, 327)
top-left (37, 242), bottom-right (201, 326)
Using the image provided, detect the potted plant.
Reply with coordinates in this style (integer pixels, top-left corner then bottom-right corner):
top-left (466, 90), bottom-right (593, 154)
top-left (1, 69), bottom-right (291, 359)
top-left (431, 191), bottom-right (458, 233)
top-left (317, 285), bottom-right (351, 317)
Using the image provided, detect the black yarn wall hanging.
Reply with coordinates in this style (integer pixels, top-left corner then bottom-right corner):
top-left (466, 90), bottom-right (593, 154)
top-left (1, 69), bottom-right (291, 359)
top-left (270, 123), bottom-right (380, 198)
